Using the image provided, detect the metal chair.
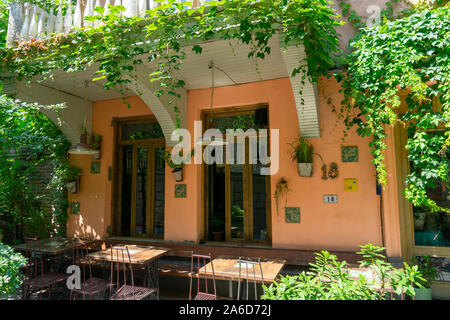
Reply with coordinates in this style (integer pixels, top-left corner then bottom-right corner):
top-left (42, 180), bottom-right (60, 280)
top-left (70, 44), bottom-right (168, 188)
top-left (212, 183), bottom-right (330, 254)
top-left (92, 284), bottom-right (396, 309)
top-left (237, 257), bottom-right (264, 300)
top-left (189, 252), bottom-right (217, 300)
top-left (109, 246), bottom-right (157, 300)
top-left (69, 242), bottom-right (110, 300)
top-left (22, 237), bottom-right (69, 299)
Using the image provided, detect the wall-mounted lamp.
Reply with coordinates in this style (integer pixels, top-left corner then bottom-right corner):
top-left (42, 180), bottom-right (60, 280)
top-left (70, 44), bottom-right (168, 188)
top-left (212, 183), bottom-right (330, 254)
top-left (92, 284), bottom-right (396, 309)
top-left (68, 133), bottom-right (101, 160)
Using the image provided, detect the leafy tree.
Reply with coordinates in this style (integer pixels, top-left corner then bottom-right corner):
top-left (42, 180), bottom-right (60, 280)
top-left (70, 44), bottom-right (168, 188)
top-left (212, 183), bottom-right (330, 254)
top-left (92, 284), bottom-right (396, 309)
top-left (0, 95), bottom-right (70, 243)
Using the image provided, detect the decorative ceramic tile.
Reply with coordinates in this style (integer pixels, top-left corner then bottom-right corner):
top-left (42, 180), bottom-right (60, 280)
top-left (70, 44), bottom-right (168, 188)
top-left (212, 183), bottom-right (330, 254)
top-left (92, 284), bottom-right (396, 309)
top-left (175, 184), bottom-right (187, 198)
top-left (344, 178), bottom-right (359, 192)
top-left (285, 207), bottom-right (300, 223)
top-left (91, 161), bottom-right (101, 174)
top-left (342, 146), bottom-right (359, 162)
top-left (70, 202), bottom-right (80, 214)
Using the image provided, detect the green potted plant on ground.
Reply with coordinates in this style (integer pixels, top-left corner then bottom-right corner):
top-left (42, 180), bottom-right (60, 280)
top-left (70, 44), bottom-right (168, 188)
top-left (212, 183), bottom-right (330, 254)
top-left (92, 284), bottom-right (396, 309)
top-left (288, 136), bottom-right (314, 177)
top-left (412, 255), bottom-right (438, 300)
top-left (65, 166), bottom-right (82, 194)
top-left (210, 216), bottom-right (225, 241)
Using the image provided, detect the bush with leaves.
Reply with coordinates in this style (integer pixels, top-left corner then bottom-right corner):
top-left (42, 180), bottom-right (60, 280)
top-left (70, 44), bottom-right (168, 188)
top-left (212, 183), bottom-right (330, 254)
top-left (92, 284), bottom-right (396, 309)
top-left (261, 244), bottom-right (425, 300)
top-left (412, 255), bottom-right (438, 289)
top-left (0, 241), bottom-right (26, 298)
top-left (0, 95), bottom-right (71, 243)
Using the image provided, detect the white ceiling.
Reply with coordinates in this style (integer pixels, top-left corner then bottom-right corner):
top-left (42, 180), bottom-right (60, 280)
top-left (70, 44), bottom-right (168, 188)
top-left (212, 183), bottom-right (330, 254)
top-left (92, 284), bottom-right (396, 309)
top-left (38, 36), bottom-right (290, 102)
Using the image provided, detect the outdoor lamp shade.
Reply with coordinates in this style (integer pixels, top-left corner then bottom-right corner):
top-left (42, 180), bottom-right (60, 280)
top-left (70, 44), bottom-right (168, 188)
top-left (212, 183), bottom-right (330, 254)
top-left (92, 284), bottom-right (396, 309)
top-left (68, 133), bottom-right (100, 159)
top-left (68, 142), bottom-right (98, 155)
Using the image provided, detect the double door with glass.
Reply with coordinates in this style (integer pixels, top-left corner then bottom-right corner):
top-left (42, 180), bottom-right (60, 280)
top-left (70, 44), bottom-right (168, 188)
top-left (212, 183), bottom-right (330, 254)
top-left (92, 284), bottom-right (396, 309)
top-left (205, 111), bottom-right (271, 243)
top-left (118, 142), bottom-right (165, 238)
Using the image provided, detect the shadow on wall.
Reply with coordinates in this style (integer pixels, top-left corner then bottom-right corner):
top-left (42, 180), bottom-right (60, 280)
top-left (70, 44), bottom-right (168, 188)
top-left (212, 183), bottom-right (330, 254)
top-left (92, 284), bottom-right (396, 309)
top-left (70, 212), bottom-right (103, 240)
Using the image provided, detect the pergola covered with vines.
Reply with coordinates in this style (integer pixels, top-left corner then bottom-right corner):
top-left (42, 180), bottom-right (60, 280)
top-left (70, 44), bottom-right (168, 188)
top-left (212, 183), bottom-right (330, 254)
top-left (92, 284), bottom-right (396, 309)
top-left (1, 0), bottom-right (341, 145)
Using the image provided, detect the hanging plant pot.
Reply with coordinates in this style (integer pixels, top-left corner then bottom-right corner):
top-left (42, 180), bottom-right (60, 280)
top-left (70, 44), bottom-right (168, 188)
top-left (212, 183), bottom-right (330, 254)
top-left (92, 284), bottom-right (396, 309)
top-left (172, 168), bottom-right (183, 182)
top-left (297, 163), bottom-right (313, 177)
top-left (66, 180), bottom-right (78, 194)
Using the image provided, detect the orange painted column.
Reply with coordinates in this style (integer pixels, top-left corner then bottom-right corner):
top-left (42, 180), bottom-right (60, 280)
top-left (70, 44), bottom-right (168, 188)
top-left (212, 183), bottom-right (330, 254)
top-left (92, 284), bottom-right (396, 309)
top-left (381, 126), bottom-right (406, 260)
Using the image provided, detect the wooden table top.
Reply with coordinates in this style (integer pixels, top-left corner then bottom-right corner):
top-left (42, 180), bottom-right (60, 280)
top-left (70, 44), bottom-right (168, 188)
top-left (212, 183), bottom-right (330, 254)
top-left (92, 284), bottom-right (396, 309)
top-left (199, 256), bottom-right (286, 283)
top-left (87, 245), bottom-right (171, 265)
top-left (14, 237), bottom-right (95, 256)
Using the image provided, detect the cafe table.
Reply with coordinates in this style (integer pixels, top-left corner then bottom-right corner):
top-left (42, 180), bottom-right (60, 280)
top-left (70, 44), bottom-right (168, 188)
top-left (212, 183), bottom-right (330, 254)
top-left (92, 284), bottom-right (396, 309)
top-left (14, 237), bottom-right (95, 256)
top-left (198, 255), bottom-right (286, 299)
top-left (86, 244), bottom-right (171, 297)
top-left (14, 237), bottom-right (96, 273)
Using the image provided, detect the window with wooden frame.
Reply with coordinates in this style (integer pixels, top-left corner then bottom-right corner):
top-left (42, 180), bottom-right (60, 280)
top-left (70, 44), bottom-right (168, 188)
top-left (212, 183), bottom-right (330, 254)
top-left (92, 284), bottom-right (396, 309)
top-left (112, 116), bottom-right (165, 239)
top-left (201, 105), bottom-right (272, 244)
top-left (395, 95), bottom-right (450, 283)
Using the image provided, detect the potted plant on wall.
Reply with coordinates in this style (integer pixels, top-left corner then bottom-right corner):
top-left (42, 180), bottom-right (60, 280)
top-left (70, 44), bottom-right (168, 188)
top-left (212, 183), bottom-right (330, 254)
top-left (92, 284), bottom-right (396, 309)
top-left (274, 177), bottom-right (291, 215)
top-left (163, 148), bottom-right (195, 182)
top-left (412, 255), bottom-right (438, 300)
top-left (164, 150), bottom-right (185, 182)
top-left (65, 166), bottom-right (82, 194)
top-left (210, 216), bottom-right (225, 241)
top-left (288, 136), bottom-right (315, 177)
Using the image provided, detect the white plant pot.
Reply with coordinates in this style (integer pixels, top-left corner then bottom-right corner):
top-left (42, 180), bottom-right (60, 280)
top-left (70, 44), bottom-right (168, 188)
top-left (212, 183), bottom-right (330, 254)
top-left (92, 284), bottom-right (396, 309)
top-left (414, 287), bottom-right (432, 300)
top-left (414, 212), bottom-right (426, 231)
top-left (297, 163), bottom-right (313, 177)
top-left (172, 169), bottom-right (183, 182)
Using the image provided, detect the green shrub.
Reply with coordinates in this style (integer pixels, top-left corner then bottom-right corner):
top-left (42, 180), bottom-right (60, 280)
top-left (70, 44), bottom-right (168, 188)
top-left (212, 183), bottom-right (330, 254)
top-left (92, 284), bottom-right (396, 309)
top-left (0, 241), bottom-right (26, 298)
top-left (412, 255), bottom-right (438, 289)
top-left (261, 244), bottom-right (425, 300)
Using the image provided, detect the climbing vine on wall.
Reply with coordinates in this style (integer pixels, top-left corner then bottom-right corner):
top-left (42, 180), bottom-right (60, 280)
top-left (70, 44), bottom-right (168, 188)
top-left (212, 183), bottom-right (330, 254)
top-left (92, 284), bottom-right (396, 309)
top-left (340, 5), bottom-right (450, 213)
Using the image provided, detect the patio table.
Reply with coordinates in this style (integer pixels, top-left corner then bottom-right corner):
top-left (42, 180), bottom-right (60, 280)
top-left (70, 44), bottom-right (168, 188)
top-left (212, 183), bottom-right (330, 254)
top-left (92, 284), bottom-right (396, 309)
top-left (14, 237), bottom-right (95, 256)
top-left (14, 237), bottom-right (96, 273)
top-left (199, 255), bottom-right (286, 299)
top-left (14, 237), bottom-right (96, 298)
top-left (86, 244), bottom-right (171, 297)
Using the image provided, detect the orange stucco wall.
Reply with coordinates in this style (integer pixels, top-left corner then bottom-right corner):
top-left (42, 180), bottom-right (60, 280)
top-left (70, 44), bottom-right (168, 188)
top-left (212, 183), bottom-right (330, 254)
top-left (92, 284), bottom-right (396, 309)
top-left (67, 77), bottom-right (387, 253)
top-left (67, 96), bottom-right (153, 239)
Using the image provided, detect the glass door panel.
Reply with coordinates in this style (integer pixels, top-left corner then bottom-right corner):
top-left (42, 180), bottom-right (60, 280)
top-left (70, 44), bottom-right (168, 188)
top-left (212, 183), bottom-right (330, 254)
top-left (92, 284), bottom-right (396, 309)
top-left (153, 145), bottom-right (165, 237)
top-left (252, 162), bottom-right (267, 241)
top-left (208, 163), bottom-right (226, 241)
top-left (120, 145), bottom-right (133, 236)
top-left (230, 163), bottom-right (244, 240)
top-left (134, 146), bottom-right (149, 236)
